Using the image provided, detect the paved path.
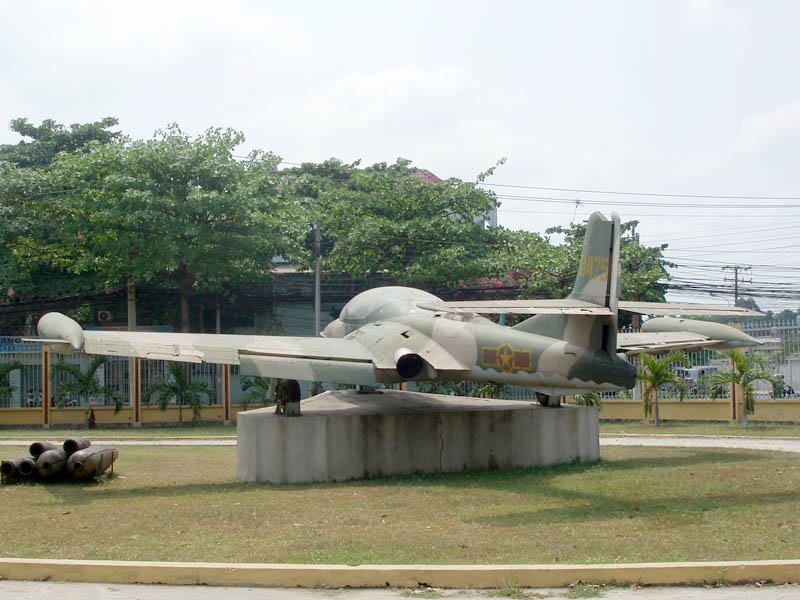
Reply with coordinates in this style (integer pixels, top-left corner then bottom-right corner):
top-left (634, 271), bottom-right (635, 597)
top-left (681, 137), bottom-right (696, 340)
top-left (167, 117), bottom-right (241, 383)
top-left (2, 581), bottom-right (800, 600)
top-left (4, 434), bottom-right (800, 451)
top-left (600, 435), bottom-right (800, 453)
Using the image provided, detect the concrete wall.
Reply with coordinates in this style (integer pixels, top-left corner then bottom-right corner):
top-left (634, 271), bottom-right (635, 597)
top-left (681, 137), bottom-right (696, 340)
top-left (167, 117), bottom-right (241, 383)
top-left (596, 398), bottom-right (800, 422)
top-left (237, 391), bottom-right (599, 483)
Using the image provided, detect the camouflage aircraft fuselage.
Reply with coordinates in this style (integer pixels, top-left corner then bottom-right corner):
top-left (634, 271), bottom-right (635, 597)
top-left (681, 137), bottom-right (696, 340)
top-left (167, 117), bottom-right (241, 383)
top-left (322, 286), bottom-right (637, 396)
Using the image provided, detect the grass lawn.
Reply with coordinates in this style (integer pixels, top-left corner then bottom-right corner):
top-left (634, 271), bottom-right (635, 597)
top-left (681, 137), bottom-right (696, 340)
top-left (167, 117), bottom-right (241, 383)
top-left (1, 444), bottom-right (798, 565)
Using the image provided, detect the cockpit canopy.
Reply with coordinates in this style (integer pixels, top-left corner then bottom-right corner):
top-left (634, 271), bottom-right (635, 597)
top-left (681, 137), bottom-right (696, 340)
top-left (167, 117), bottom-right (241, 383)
top-left (321, 286), bottom-right (442, 339)
top-left (339, 286), bottom-right (441, 324)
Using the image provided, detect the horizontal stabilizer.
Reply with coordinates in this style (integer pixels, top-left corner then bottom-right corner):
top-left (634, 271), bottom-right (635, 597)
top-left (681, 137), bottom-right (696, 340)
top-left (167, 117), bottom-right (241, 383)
top-left (416, 299), bottom-right (612, 316)
top-left (619, 316), bottom-right (761, 354)
top-left (418, 300), bottom-right (761, 318)
top-left (618, 332), bottom-right (723, 355)
top-left (619, 301), bottom-right (762, 317)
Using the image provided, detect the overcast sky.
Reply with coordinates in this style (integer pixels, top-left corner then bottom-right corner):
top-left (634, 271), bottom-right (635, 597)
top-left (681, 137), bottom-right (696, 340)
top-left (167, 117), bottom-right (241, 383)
top-left (1, 0), bottom-right (799, 309)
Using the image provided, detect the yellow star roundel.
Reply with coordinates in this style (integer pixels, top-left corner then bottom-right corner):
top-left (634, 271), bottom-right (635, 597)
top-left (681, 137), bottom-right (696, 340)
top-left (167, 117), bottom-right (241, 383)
top-left (481, 343), bottom-right (532, 373)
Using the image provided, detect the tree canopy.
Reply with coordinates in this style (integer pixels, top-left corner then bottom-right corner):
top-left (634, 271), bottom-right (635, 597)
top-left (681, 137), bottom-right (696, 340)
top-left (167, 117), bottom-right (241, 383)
top-left (280, 158), bottom-right (498, 285)
top-left (0, 116), bottom-right (674, 333)
top-left (47, 125), bottom-right (288, 331)
top-left (0, 117), bottom-right (120, 169)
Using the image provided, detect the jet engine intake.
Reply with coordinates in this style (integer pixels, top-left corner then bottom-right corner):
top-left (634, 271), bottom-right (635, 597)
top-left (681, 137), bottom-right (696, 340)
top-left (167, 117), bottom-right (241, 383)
top-left (394, 349), bottom-right (425, 379)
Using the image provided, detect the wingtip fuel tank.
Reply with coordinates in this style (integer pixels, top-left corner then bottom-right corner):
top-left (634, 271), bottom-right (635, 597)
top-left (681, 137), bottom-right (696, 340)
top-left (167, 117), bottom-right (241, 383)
top-left (641, 317), bottom-right (760, 350)
top-left (36, 312), bottom-right (84, 354)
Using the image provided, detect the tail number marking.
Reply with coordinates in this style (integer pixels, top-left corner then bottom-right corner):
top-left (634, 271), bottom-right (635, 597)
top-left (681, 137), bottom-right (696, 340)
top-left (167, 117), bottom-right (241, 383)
top-left (579, 255), bottom-right (609, 279)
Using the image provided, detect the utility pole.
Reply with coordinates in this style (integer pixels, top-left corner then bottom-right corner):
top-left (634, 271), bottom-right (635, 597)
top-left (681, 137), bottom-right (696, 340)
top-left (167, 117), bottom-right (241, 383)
top-left (311, 222), bottom-right (322, 397)
top-left (723, 265), bottom-right (751, 307)
top-left (314, 221), bottom-right (321, 337)
top-left (629, 224), bottom-right (642, 330)
top-left (127, 276), bottom-right (139, 427)
top-left (722, 265), bottom-right (751, 427)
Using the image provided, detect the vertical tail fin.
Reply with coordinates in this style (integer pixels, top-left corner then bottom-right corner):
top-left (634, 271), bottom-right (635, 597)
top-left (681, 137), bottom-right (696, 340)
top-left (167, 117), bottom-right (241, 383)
top-left (514, 212), bottom-right (621, 353)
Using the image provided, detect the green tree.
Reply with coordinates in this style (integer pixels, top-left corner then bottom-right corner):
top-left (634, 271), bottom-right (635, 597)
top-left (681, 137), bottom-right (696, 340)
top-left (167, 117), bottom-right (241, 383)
top-left (473, 381), bottom-right (508, 399)
top-left (637, 351), bottom-right (687, 426)
top-left (240, 375), bottom-right (275, 408)
top-left (281, 158), bottom-right (498, 285)
top-left (48, 125), bottom-right (288, 331)
top-left (573, 392), bottom-right (602, 408)
top-left (52, 356), bottom-right (122, 426)
top-left (474, 218), bottom-right (671, 306)
top-left (545, 219), bottom-right (671, 303)
top-left (415, 380), bottom-right (465, 396)
top-left (144, 362), bottom-right (211, 425)
top-left (0, 360), bottom-right (23, 407)
top-left (0, 118), bottom-right (119, 304)
top-left (0, 117), bottom-right (120, 169)
top-left (710, 350), bottom-right (778, 428)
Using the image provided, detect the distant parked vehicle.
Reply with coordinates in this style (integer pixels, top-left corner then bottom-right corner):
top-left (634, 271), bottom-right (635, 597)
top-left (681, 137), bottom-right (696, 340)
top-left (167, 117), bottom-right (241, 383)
top-left (674, 365), bottom-right (720, 396)
top-left (773, 374), bottom-right (795, 398)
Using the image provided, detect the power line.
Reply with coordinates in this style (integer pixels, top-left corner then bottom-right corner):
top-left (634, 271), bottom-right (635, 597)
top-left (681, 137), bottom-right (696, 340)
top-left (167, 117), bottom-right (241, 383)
top-left (482, 182), bottom-right (800, 201)
top-left (494, 193), bottom-right (800, 209)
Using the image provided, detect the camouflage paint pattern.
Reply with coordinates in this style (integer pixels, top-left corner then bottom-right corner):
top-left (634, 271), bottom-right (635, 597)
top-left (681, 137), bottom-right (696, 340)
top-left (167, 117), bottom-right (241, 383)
top-left (37, 211), bottom-right (757, 398)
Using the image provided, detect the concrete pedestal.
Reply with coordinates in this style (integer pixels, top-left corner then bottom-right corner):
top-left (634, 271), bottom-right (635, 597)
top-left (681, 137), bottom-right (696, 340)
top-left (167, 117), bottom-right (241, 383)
top-left (236, 390), bottom-right (599, 483)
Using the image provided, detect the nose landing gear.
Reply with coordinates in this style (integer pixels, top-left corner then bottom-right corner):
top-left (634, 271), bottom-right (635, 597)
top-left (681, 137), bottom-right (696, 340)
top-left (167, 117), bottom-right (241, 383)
top-left (536, 392), bottom-right (562, 407)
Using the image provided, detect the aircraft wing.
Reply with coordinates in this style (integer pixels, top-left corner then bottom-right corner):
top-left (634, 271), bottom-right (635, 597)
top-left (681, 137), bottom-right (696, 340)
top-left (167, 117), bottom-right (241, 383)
top-left (36, 312), bottom-right (471, 386)
top-left (37, 313), bottom-right (380, 385)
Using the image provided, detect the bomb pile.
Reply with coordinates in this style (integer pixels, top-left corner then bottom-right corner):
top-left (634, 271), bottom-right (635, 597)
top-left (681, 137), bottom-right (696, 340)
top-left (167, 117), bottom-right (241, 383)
top-left (1, 438), bottom-right (118, 483)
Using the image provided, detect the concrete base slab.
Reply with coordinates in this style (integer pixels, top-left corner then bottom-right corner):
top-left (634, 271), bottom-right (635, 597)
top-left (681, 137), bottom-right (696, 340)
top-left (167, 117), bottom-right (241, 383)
top-left (236, 390), bottom-right (599, 483)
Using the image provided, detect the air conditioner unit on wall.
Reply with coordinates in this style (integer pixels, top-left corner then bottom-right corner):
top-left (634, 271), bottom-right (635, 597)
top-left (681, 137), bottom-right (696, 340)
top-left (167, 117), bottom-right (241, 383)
top-left (97, 310), bottom-right (114, 323)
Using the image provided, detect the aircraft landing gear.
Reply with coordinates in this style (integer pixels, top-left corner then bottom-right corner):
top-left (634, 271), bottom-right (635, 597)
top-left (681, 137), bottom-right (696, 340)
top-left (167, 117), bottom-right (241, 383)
top-left (275, 379), bottom-right (302, 416)
top-left (536, 392), bottom-right (562, 407)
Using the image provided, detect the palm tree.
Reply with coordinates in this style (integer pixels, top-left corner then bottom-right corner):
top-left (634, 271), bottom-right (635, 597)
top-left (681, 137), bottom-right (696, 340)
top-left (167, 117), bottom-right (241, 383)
top-left (637, 351), bottom-right (687, 426)
top-left (573, 392), bottom-right (601, 408)
top-left (710, 350), bottom-right (777, 429)
top-left (144, 362), bottom-right (211, 425)
top-left (0, 361), bottom-right (23, 408)
top-left (52, 356), bottom-right (122, 427)
top-left (240, 375), bottom-right (275, 410)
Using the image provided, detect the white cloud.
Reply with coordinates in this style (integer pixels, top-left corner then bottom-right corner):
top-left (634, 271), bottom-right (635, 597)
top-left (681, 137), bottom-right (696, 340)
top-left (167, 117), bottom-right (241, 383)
top-left (735, 100), bottom-right (800, 154)
top-left (284, 65), bottom-right (475, 135)
top-left (18, 0), bottom-right (311, 56)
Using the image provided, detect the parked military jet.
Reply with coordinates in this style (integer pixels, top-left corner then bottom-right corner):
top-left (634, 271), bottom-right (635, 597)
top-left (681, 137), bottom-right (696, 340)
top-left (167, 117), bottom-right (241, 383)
top-left (36, 212), bottom-right (760, 406)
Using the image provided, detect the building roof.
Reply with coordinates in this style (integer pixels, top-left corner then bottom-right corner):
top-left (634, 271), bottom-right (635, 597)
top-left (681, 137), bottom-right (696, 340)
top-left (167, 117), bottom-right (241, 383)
top-left (409, 169), bottom-right (443, 184)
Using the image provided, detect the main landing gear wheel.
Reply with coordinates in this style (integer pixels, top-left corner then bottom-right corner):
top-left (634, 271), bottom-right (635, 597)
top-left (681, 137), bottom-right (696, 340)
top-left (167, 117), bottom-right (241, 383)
top-left (536, 392), bottom-right (562, 407)
top-left (275, 379), bottom-right (302, 416)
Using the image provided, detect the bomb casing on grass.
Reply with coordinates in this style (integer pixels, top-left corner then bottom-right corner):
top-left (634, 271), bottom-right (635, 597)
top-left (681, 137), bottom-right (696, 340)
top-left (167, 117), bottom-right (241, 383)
top-left (67, 447), bottom-right (118, 480)
top-left (1, 457), bottom-right (36, 479)
top-left (16, 456), bottom-right (37, 477)
top-left (29, 441), bottom-right (59, 458)
top-left (63, 437), bottom-right (91, 455)
top-left (36, 448), bottom-right (67, 478)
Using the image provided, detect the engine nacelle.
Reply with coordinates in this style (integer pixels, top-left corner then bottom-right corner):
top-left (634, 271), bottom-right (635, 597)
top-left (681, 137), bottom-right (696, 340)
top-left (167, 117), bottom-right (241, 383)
top-left (394, 348), bottom-right (425, 379)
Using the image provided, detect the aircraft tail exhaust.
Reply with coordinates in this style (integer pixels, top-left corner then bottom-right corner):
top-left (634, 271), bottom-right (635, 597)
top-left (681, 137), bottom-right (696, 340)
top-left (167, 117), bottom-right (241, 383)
top-left (513, 212), bottom-right (621, 353)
